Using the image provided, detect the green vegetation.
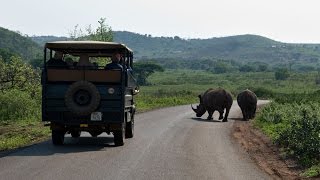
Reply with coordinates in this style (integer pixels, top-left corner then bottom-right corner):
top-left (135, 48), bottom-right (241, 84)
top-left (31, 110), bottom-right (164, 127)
top-left (275, 68), bottom-right (290, 80)
top-left (255, 95), bottom-right (320, 177)
top-left (1, 24), bottom-right (320, 177)
top-left (31, 31), bottom-right (320, 72)
top-left (0, 27), bottom-right (41, 61)
top-left (134, 62), bottom-right (164, 85)
top-left (69, 17), bottom-right (113, 42)
top-left (0, 56), bottom-right (45, 151)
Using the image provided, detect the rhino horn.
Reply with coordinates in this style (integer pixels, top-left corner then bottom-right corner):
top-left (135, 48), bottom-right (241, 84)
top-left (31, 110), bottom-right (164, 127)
top-left (191, 104), bottom-right (198, 113)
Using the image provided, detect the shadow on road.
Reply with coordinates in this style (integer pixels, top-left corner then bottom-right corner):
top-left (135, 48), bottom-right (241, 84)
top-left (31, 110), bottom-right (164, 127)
top-left (5, 136), bottom-right (117, 157)
top-left (190, 117), bottom-right (223, 123)
top-left (228, 117), bottom-right (246, 121)
top-left (191, 117), bottom-right (246, 122)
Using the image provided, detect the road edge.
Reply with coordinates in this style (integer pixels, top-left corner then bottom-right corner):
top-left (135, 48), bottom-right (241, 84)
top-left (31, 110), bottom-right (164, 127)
top-left (231, 104), bottom-right (305, 179)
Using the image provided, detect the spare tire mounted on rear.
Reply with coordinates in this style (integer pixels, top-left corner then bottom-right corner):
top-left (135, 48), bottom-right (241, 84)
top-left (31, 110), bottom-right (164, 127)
top-left (65, 81), bottom-right (101, 116)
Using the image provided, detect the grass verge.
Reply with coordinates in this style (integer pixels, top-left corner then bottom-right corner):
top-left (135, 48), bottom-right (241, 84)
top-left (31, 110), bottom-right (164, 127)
top-left (0, 120), bottom-right (50, 151)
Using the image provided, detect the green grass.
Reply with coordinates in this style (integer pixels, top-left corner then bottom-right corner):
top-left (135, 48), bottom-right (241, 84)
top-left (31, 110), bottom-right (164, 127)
top-left (0, 120), bottom-right (50, 151)
top-left (301, 164), bottom-right (320, 178)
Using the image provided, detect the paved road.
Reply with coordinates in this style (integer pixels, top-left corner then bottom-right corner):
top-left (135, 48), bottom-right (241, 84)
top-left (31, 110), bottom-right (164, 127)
top-left (0, 101), bottom-right (270, 180)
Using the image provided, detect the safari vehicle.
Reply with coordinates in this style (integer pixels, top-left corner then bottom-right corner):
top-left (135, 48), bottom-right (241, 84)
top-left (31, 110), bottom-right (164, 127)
top-left (41, 41), bottom-right (139, 146)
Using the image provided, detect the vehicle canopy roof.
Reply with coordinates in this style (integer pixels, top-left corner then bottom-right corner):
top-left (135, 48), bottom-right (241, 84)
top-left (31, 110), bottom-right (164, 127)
top-left (45, 41), bottom-right (133, 57)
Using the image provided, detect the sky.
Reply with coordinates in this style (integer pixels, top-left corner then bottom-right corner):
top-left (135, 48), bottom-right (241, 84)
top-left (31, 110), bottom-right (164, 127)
top-left (1, 0), bottom-right (320, 43)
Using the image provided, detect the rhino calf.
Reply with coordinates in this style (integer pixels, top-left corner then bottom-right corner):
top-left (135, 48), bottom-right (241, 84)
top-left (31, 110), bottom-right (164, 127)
top-left (237, 89), bottom-right (257, 121)
top-left (191, 88), bottom-right (233, 122)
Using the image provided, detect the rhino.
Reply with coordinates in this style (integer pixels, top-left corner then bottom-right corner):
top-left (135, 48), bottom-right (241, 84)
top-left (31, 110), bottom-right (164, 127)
top-left (237, 89), bottom-right (257, 121)
top-left (191, 88), bottom-right (233, 122)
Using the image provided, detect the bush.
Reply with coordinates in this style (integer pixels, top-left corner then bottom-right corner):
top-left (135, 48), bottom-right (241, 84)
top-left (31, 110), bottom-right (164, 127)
top-left (256, 102), bottom-right (320, 168)
top-left (278, 110), bottom-right (320, 166)
top-left (275, 68), bottom-right (290, 80)
top-left (0, 89), bottom-right (40, 122)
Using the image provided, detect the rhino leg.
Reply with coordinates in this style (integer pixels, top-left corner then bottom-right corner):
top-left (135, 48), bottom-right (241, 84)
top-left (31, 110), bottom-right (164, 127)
top-left (242, 108), bottom-right (248, 121)
top-left (207, 110), bottom-right (214, 120)
top-left (218, 110), bottom-right (224, 120)
top-left (222, 108), bottom-right (230, 122)
top-left (251, 106), bottom-right (257, 118)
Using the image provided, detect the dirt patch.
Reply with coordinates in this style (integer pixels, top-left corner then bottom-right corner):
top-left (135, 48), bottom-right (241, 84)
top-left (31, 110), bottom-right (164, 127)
top-left (231, 102), bottom-right (313, 179)
top-left (233, 120), bottom-right (306, 179)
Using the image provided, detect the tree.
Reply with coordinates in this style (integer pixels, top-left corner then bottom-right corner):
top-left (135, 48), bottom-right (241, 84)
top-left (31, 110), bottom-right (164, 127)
top-left (258, 64), bottom-right (268, 72)
top-left (0, 48), bottom-right (18, 62)
top-left (239, 64), bottom-right (255, 72)
top-left (275, 68), bottom-right (290, 80)
top-left (0, 56), bottom-right (40, 95)
top-left (213, 61), bottom-right (231, 74)
top-left (134, 62), bottom-right (164, 85)
top-left (70, 18), bottom-right (113, 42)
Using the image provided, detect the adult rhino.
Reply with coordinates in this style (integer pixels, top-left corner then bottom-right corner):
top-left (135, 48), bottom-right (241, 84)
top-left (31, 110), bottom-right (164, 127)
top-left (237, 89), bottom-right (257, 121)
top-left (191, 88), bottom-right (233, 122)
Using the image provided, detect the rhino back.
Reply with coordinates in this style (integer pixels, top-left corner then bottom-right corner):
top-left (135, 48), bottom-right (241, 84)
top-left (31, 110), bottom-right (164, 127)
top-left (237, 90), bottom-right (257, 107)
top-left (203, 88), bottom-right (232, 109)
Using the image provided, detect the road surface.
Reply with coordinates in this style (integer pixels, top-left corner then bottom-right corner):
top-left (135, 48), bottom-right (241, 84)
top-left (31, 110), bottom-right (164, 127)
top-left (0, 100), bottom-right (270, 180)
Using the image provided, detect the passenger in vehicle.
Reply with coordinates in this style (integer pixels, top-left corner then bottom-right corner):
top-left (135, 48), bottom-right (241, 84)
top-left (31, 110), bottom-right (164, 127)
top-left (105, 52), bottom-right (123, 70)
top-left (47, 51), bottom-right (67, 68)
top-left (77, 54), bottom-right (94, 68)
top-left (65, 57), bottom-right (74, 69)
top-left (92, 62), bottom-right (99, 69)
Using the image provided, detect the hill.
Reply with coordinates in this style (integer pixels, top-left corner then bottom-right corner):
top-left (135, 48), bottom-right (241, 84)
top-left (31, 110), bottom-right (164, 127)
top-left (0, 27), bottom-right (42, 61)
top-left (30, 31), bottom-right (320, 71)
top-left (113, 31), bottom-right (320, 63)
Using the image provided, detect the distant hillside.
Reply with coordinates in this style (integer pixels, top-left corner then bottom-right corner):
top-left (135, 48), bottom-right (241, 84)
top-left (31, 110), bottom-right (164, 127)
top-left (0, 27), bottom-right (42, 61)
top-left (31, 36), bottom-right (70, 47)
top-left (113, 31), bottom-right (320, 63)
top-left (30, 31), bottom-right (320, 67)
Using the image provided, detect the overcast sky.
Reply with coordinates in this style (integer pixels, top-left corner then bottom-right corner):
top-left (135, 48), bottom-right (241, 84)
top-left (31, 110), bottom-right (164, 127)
top-left (1, 0), bottom-right (319, 43)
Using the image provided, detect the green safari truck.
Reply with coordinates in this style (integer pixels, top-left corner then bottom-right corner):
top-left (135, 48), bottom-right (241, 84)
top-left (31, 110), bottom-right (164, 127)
top-left (41, 41), bottom-right (139, 146)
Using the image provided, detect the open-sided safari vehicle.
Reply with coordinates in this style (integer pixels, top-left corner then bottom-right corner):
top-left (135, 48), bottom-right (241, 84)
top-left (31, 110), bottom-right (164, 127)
top-left (41, 41), bottom-right (139, 146)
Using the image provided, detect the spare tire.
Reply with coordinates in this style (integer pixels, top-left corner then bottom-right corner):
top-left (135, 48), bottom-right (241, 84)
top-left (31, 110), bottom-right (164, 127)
top-left (65, 81), bottom-right (100, 116)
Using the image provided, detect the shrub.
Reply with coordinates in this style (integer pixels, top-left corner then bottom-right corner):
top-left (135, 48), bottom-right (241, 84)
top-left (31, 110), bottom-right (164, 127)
top-left (256, 102), bottom-right (320, 167)
top-left (275, 68), bottom-right (290, 80)
top-left (0, 89), bottom-right (40, 122)
top-left (278, 110), bottom-right (320, 166)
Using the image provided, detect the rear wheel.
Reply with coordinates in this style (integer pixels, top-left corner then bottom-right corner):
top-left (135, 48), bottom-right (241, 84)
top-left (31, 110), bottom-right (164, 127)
top-left (52, 130), bottom-right (65, 145)
top-left (114, 124), bottom-right (125, 146)
top-left (125, 112), bottom-right (134, 138)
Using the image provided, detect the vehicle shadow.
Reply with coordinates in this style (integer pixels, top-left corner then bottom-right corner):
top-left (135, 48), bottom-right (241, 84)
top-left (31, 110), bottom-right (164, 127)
top-left (5, 136), bottom-right (117, 157)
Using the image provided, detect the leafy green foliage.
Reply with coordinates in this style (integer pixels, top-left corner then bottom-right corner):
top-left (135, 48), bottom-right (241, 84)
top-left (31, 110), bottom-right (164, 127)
top-left (134, 62), bottom-right (164, 85)
top-left (0, 48), bottom-right (18, 62)
top-left (301, 164), bottom-right (320, 177)
top-left (0, 56), bottom-right (40, 95)
top-left (0, 27), bottom-right (41, 61)
top-left (275, 68), bottom-right (290, 80)
top-left (279, 110), bottom-right (320, 166)
top-left (256, 102), bottom-right (320, 168)
top-left (70, 18), bottom-right (113, 42)
top-left (239, 64), bottom-right (256, 72)
top-left (0, 89), bottom-right (40, 122)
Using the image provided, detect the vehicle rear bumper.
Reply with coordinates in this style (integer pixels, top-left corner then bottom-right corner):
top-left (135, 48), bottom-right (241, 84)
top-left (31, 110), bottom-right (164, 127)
top-left (50, 122), bottom-right (123, 131)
